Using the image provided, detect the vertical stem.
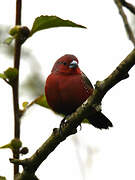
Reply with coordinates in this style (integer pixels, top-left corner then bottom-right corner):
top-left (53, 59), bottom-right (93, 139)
top-left (13, 41), bottom-right (21, 140)
top-left (12, 0), bottom-right (22, 178)
top-left (13, 41), bottom-right (21, 139)
top-left (16, 0), bottom-right (22, 25)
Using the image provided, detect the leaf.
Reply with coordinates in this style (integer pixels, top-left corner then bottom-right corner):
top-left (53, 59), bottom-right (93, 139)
top-left (0, 73), bottom-right (6, 79)
top-left (0, 139), bottom-right (22, 151)
top-left (0, 176), bottom-right (6, 180)
top-left (9, 26), bottom-right (30, 44)
top-left (0, 143), bottom-right (12, 149)
top-left (10, 139), bottom-right (22, 149)
top-left (4, 37), bottom-right (14, 45)
top-left (30, 15), bottom-right (86, 36)
top-left (22, 101), bottom-right (29, 109)
top-left (4, 67), bottom-right (18, 82)
top-left (9, 25), bottom-right (21, 36)
top-left (34, 95), bottom-right (50, 109)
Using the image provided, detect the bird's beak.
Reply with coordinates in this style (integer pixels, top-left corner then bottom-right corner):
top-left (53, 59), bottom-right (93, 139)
top-left (69, 60), bottom-right (78, 68)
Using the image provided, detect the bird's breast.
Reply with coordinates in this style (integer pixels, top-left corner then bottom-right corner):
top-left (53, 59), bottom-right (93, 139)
top-left (45, 73), bottom-right (93, 115)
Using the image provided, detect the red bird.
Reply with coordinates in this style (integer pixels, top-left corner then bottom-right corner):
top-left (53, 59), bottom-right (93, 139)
top-left (45, 54), bottom-right (113, 129)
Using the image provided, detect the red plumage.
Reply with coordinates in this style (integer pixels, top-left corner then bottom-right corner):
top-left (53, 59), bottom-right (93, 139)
top-left (45, 54), bottom-right (113, 129)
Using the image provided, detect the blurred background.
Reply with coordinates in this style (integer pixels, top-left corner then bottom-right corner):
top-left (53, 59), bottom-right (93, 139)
top-left (0, 0), bottom-right (135, 179)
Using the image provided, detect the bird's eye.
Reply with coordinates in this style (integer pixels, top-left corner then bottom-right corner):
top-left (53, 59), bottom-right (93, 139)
top-left (63, 62), bottom-right (67, 65)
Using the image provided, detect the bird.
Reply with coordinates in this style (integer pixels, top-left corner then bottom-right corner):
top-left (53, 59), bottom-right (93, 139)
top-left (45, 54), bottom-right (113, 129)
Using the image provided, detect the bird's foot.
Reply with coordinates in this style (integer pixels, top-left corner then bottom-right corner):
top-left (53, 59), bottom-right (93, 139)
top-left (59, 116), bottom-right (82, 136)
top-left (59, 116), bottom-right (69, 136)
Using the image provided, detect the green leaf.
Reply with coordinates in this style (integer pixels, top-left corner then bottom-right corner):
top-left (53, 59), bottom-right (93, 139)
top-left (4, 37), bottom-right (14, 45)
top-left (0, 139), bottom-right (22, 151)
top-left (0, 143), bottom-right (12, 149)
top-left (0, 176), bottom-right (6, 180)
top-left (22, 101), bottom-right (29, 109)
top-left (10, 139), bottom-right (22, 149)
top-left (0, 73), bottom-right (6, 79)
top-left (9, 26), bottom-right (30, 44)
top-left (30, 15), bottom-right (86, 36)
top-left (35, 95), bottom-right (50, 109)
top-left (4, 68), bottom-right (18, 82)
top-left (9, 25), bottom-right (21, 36)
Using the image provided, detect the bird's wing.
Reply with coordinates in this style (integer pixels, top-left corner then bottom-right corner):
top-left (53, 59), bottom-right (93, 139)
top-left (81, 71), bottom-right (93, 89)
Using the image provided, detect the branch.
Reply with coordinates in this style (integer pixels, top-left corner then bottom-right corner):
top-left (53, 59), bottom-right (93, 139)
top-left (120, 0), bottom-right (135, 14)
top-left (12, 0), bottom-right (22, 176)
top-left (114, 0), bottom-right (135, 46)
top-left (10, 49), bottom-right (135, 180)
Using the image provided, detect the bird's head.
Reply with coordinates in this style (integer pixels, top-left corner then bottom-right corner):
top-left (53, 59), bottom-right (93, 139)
top-left (51, 54), bottom-right (81, 75)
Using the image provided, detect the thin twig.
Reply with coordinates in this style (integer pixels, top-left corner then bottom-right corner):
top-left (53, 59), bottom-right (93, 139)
top-left (12, 0), bottom-right (22, 177)
top-left (16, 0), bottom-right (22, 25)
top-left (114, 0), bottom-right (135, 46)
top-left (120, 0), bottom-right (135, 14)
top-left (10, 49), bottom-right (135, 180)
top-left (3, 78), bottom-right (10, 85)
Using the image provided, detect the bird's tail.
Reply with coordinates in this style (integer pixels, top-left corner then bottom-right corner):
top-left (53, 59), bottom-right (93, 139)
top-left (87, 108), bottom-right (113, 129)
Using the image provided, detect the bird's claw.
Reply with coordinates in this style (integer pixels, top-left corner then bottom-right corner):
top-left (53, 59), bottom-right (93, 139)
top-left (59, 116), bottom-right (69, 136)
top-left (59, 117), bottom-right (82, 136)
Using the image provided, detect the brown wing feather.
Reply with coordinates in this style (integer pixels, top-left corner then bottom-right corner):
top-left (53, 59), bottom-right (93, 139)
top-left (81, 72), bottom-right (93, 89)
